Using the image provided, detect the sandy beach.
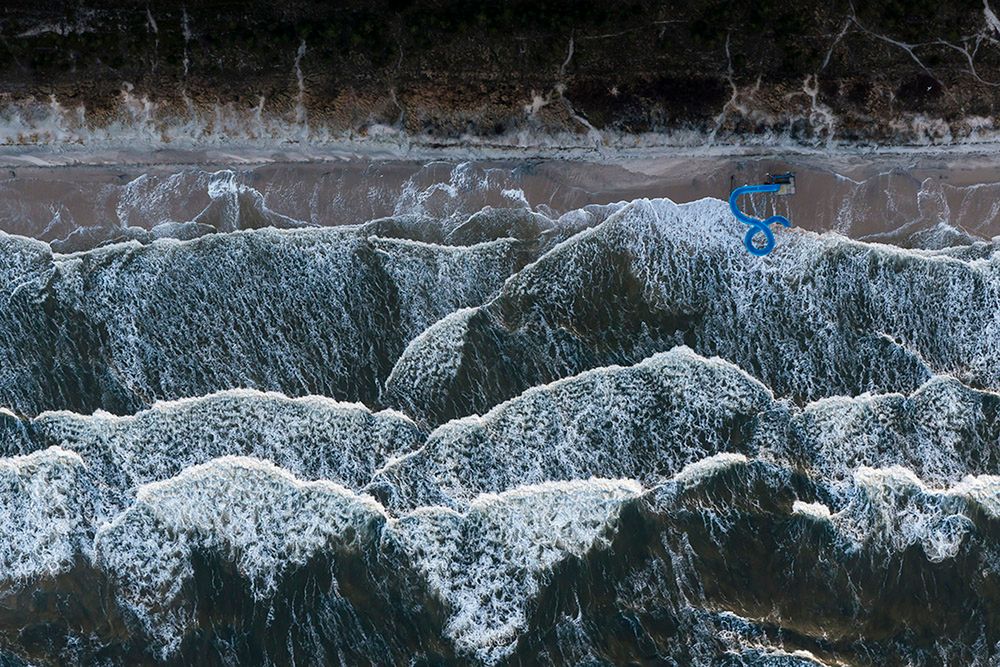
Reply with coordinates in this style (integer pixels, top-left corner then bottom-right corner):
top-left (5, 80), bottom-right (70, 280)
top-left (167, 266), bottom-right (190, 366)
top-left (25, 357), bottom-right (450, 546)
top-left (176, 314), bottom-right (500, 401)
top-left (2, 145), bottom-right (999, 248)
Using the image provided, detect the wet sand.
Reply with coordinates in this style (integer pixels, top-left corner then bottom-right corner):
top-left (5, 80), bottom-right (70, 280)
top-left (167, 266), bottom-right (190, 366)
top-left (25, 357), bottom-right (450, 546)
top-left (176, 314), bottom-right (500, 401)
top-left (1, 147), bottom-right (1000, 247)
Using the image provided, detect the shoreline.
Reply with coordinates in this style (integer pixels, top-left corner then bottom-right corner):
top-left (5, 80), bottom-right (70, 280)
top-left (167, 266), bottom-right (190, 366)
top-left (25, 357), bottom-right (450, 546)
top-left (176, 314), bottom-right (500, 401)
top-left (6, 133), bottom-right (1000, 169)
top-left (2, 143), bottom-right (1000, 248)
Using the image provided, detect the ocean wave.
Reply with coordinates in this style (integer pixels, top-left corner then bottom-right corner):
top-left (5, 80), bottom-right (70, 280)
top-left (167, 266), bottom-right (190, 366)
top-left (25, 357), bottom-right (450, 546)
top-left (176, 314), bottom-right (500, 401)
top-left (793, 375), bottom-right (1000, 486)
top-left (385, 197), bottom-right (1000, 427)
top-left (3, 163), bottom-right (613, 253)
top-left (95, 456), bottom-right (389, 657)
top-left (0, 226), bottom-right (530, 416)
top-left (4, 345), bottom-right (997, 525)
top-left (0, 448), bottom-right (94, 583)
top-left (372, 347), bottom-right (779, 512)
top-left (377, 346), bottom-right (1000, 514)
top-left (1, 448), bottom-right (998, 664)
top-left (4, 390), bottom-right (422, 524)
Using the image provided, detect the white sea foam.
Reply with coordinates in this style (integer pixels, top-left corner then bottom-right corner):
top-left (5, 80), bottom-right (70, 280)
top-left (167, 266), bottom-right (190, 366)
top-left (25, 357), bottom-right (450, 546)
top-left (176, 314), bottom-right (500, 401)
top-left (31, 388), bottom-right (423, 520)
top-left (829, 466), bottom-right (983, 562)
top-left (5, 91), bottom-right (1000, 157)
top-left (0, 220), bottom-right (526, 416)
top-left (87, 455), bottom-right (640, 661)
top-left (391, 478), bottom-right (641, 664)
top-left (376, 347), bottom-right (774, 511)
top-left (792, 500), bottom-right (832, 521)
top-left (672, 452), bottom-right (751, 489)
top-left (95, 456), bottom-right (388, 655)
top-left (387, 195), bottom-right (1000, 424)
top-left (0, 447), bottom-right (94, 583)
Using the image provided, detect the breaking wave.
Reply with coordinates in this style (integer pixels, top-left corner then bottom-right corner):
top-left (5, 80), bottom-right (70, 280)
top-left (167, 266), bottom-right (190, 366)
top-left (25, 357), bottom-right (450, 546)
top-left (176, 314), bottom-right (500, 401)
top-left (0, 226), bottom-right (532, 416)
top-left (386, 197), bottom-right (1000, 427)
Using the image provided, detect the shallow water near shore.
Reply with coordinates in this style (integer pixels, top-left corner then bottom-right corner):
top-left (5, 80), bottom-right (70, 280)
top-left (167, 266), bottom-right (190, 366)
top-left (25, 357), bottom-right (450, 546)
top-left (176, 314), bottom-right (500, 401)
top-left (3, 148), bottom-right (1000, 250)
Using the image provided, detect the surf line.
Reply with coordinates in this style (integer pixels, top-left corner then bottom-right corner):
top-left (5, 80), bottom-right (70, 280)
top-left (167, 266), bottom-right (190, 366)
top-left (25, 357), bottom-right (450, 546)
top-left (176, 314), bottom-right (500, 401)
top-left (729, 173), bottom-right (795, 256)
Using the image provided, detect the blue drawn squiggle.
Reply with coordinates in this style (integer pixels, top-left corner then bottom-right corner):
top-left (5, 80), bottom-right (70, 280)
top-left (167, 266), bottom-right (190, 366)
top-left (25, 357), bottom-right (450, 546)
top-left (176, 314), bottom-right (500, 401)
top-left (728, 184), bottom-right (792, 256)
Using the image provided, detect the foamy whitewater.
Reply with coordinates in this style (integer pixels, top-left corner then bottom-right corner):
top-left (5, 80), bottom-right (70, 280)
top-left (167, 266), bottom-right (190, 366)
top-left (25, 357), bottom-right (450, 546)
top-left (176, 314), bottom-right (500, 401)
top-left (1, 159), bottom-right (1000, 666)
